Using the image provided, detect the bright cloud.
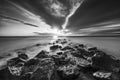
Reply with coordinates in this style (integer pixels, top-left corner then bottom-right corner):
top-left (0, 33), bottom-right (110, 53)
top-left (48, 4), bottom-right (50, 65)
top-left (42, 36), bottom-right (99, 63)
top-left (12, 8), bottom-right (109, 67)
top-left (79, 23), bottom-right (120, 34)
top-left (62, 0), bottom-right (85, 29)
top-left (0, 1), bottom-right (57, 36)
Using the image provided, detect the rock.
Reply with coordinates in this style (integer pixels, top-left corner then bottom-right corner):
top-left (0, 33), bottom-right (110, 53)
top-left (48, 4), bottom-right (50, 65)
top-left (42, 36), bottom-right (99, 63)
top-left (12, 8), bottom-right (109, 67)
top-left (4, 39), bottom-right (120, 80)
top-left (50, 45), bottom-right (62, 51)
top-left (56, 52), bottom-right (63, 55)
top-left (20, 73), bottom-right (32, 80)
top-left (29, 58), bottom-right (55, 80)
top-left (111, 72), bottom-right (120, 80)
top-left (94, 50), bottom-right (106, 58)
top-left (18, 53), bottom-right (28, 61)
top-left (17, 50), bottom-right (26, 55)
top-left (70, 50), bottom-right (82, 58)
top-left (57, 64), bottom-right (80, 76)
top-left (23, 59), bottom-right (40, 73)
top-left (92, 53), bottom-right (119, 71)
top-left (61, 46), bottom-right (75, 51)
top-left (80, 44), bottom-right (85, 47)
top-left (88, 47), bottom-right (97, 51)
top-left (35, 50), bottom-right (48, 58)
top-left (20, 58), bottom-right (40, 79)
top-left (93, 71), bottom-right (112, 79)
top-left (76, 58), bottom-right (92, 67)
top-left (55, 39), bottom-right (68, 45)
top-left (7, 57), bottom-right (25, 76)
top-left (52, 55), bottom-right (68, 66)
top-left (77, 72), bottom-right (95, 80)
top-left (35, 43), bottom-right (41, 46)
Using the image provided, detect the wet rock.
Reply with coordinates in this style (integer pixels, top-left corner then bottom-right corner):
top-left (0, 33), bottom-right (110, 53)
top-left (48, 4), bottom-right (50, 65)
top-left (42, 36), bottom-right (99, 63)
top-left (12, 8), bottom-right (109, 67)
top-left (88, 47), bottom-right (97, 51)
top-left (17, 50), bottom-right (26, 55)
top-left (18, 53), bottom-right (28, 61)
top-left (55, 52), bottom-right (91, 78)
top-left (50, 70), bottom-right (61, 80)
top-left (61, 40), bottom-right (67, 45)
top-left (52, 55), bottom-right (68, 66)
top-left (4, 39), bottom-right (120, 80)
top-left (111, 72), bottom-right (120, 80)
top-left (56, 52), bottom-right (63, 55)
top-left (57, 66), bottom-right (80, 80)
top-left (77, 72), bottom-right (95, 80)
top-left (35, 50), bottom-right (48, 58)
top-left (76, 58), bottom-right (92, 67)
top-left (73, 44), bottom-right (85, 51)
top-left (55, 39), bottom-right (68, 45)
top-left (20, 58), bottom-right (40, 80)
top-left (61, 46), bottom-right (75, 51)
top-left (23, 58), bottom-right (54, 80)
top-left (110, 60), bottom-right (120, 72)
top-left (7, 57), bottom-right (25, 76)
top-left (70, 50), bottom-right (82, 58)
top-left (93, 71), bottom-right (112, 79)
top-left (23, 59), bottom-right (40, 73)
top-left (35, 43), bottom-right (41, 46)
top-left (20, 73), bottom-right (32, 80)
top-left (82, 51), bottom-right (94, 60)
top-left (92, 53), bottom-right (119, 71)
top-left (94, 50), bottom-right (106, 58)
top-left (29, 58), bottom-right (55, 80)
top-left (78, 44), bottom-right (85, 48)
top-left (50, 45), bottom-right (62, 51)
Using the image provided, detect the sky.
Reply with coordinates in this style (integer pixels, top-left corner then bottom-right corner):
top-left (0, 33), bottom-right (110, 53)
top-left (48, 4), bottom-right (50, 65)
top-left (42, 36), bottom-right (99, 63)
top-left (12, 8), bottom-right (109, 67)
top-left (0, 0), bottom-right (120, 36)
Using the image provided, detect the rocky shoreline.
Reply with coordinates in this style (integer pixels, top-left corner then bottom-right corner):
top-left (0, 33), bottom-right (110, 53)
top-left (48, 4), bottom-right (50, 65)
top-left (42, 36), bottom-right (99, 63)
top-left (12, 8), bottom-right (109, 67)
top-left (0, 39), bottom-right (120, 80)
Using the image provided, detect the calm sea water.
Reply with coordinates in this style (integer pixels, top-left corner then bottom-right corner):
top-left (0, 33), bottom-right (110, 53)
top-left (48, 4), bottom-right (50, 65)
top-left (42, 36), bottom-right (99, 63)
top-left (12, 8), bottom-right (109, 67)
top-left (67, 37), bottom-right (120, 59)
top-left (0, 36), bottom-right (120, 59)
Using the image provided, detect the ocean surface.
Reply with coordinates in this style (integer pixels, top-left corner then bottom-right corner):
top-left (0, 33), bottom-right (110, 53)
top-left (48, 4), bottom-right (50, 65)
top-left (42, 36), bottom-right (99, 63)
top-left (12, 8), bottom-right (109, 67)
top-left (0, 36), bottom-right (120, 59)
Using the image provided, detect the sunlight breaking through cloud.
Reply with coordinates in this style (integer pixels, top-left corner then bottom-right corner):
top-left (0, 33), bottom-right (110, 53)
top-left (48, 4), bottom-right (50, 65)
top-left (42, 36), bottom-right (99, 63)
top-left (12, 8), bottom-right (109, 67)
top-left (0, 1), bottom-right (59, 36)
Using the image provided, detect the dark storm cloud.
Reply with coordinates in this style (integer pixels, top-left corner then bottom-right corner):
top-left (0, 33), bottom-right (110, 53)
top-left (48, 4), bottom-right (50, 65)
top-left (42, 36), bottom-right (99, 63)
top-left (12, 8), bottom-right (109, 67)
top-left (7, 0), bottom-right (67, 28)
top-left (68, 0), bottom-right (120, 31)
top-left (0, 0), bottom-right (120, 36)
top-left (0, 0), bottom-right (85, 30)
top-left (8, 0), bottom-right (85, 29)
top-left (0, 0), bottom-right (55, 36)
top-left (0, 0), bottom-right (65, 29)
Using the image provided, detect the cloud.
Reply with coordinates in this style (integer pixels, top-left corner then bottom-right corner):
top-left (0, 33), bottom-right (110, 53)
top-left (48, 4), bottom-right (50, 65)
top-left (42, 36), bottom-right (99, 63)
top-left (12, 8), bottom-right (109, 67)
top-left (0, 14), bottom-right (39, 27)
top-left (79, 23), bottom-right (120, 34)
top-left (40, 0), bottom-right (85, 29)
top-left (0, 1), bottom-right (57, 36)
top-left (62, 0), bottom-right (85, 29)
top-left (41, 0), bottom-right (68, 17)
top-left (112, 31), bottom-right (120, 34)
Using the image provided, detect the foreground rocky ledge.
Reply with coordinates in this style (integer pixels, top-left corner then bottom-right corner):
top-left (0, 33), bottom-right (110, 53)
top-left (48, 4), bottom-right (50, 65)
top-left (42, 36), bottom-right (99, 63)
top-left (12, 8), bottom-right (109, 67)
top-left (0, 39), bottom-right (120, 80)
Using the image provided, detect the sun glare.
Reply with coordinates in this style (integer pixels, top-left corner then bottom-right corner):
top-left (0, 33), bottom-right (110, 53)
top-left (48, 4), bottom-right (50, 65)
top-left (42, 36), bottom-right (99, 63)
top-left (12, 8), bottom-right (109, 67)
top-left (53, 35), bottom-right (58, 40)
top-left (49, 28), bottom-right (63, 36)
top-left (49, 28), bottom-right (72, 40)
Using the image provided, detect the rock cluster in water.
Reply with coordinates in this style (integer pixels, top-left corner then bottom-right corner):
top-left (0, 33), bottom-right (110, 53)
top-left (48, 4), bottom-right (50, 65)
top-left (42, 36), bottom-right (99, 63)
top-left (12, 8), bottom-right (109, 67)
top-left (6, 39), bottom-right (120, 80)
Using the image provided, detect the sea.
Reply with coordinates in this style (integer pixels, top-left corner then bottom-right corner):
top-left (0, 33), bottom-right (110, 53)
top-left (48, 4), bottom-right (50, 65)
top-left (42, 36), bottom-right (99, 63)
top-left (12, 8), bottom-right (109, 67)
top-left (0, 36), bottom-right (120, 59)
